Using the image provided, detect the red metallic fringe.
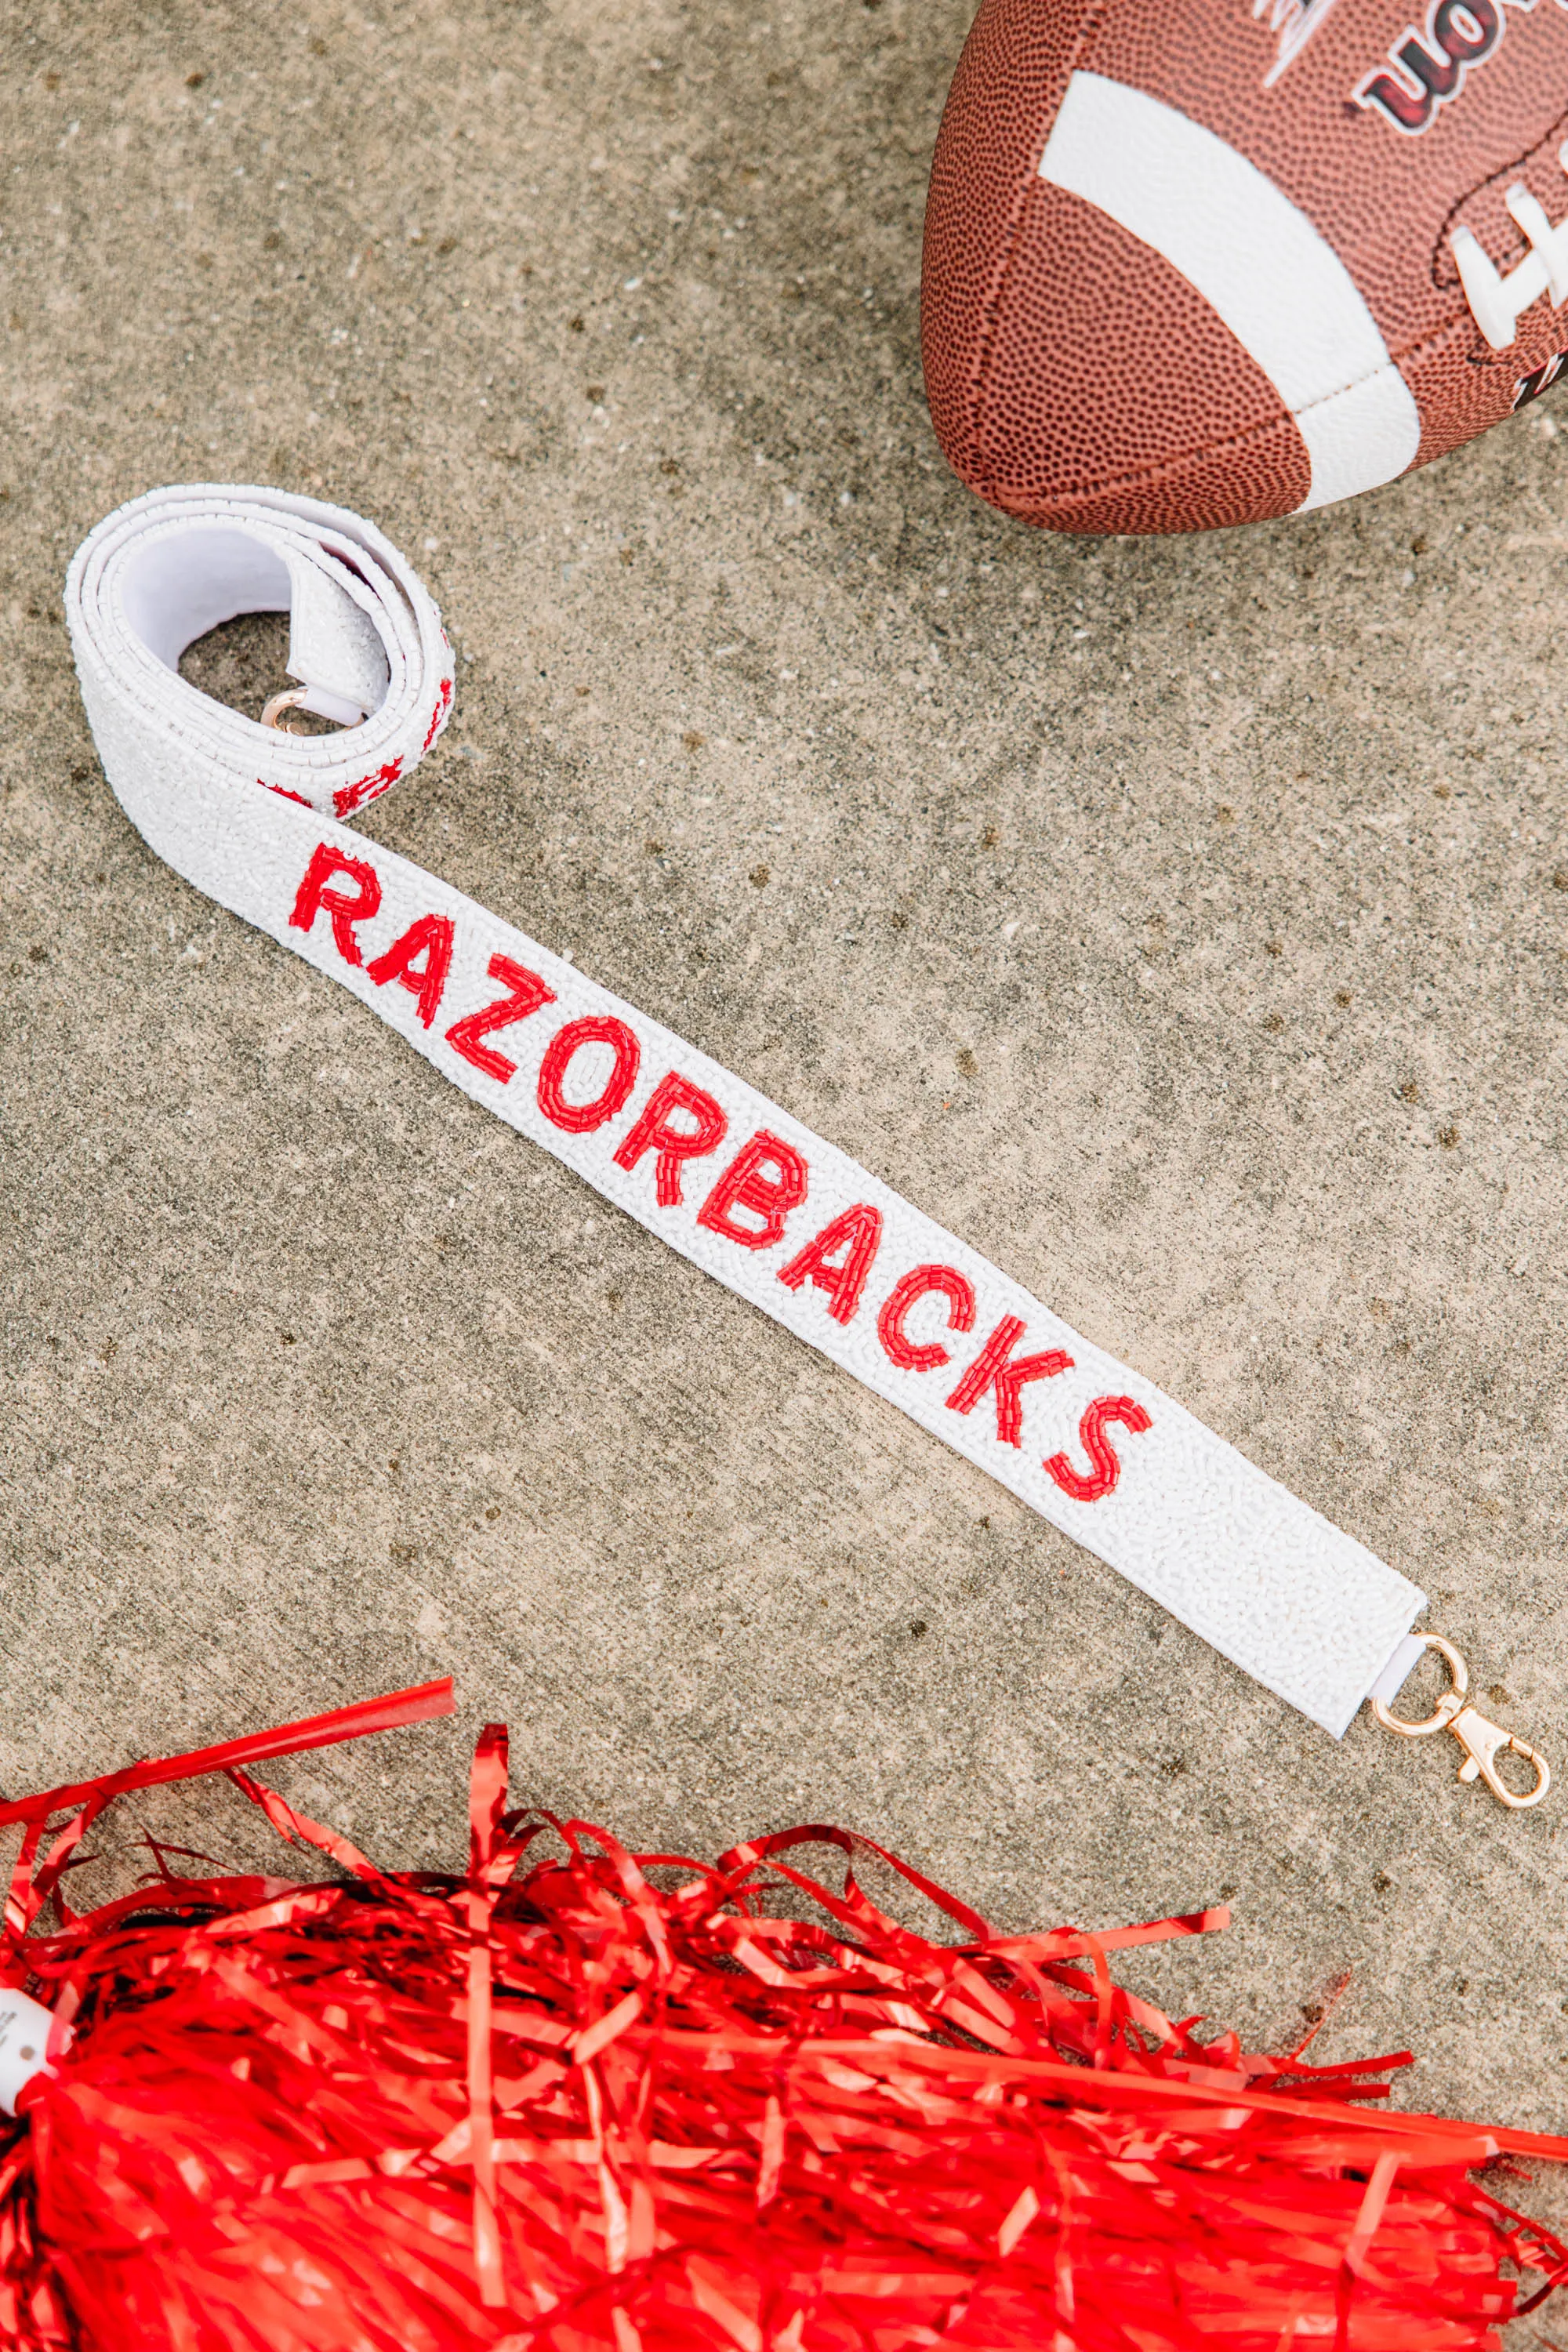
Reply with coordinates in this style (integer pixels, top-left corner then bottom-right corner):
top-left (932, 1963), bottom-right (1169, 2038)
top-left (0, 1680), bottom-right (1560, 2352)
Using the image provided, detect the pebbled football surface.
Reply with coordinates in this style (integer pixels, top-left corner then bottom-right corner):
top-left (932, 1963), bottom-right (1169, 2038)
top-left (924, 0), bottom-right (1568, 532)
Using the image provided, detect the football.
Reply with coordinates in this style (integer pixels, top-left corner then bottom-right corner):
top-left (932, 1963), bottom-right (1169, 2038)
top-left (922, 0), bottom-right (1568, 535)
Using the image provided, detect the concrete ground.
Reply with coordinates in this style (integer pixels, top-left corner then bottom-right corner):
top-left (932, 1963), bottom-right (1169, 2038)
top-left (3, 0), bottom-right (1568, 2172)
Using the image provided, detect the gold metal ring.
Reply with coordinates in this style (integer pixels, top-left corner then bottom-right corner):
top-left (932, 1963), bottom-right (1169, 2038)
top-left (1370, 1631), bottom-right (1550, 1808)
top-left (261, 688), bottom-right (314, 733)
top-left (1370, 1632), bottom-right (1467, 1738)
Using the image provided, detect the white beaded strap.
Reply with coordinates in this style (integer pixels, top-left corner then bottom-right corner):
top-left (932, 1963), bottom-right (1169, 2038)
top-left (67, 485), bottom-right (1425, 1740)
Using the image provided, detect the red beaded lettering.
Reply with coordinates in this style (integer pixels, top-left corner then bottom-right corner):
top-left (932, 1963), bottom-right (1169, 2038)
top-left (777, 1204), bottom-right (884, 1325)
top-left (365, 913), bottom-right (456, 1030)
top-left (1044, 1396), bottom-right (1152, 1503)
top-left (877, 1264), bottom-right (977, 1372)
top-left (445, 956), bottom-right (557, 1083)
top-left (697, 1131), bottom-right (808, 1250)
top-left (946, 1316), bottom-right (1073, 1448)
top-left (613, 1073), bottom-right (728, 1207)
top-left (289, 844), bottom-right (383, 967)
top-left (537, 1017), bottom-right (641, 1134)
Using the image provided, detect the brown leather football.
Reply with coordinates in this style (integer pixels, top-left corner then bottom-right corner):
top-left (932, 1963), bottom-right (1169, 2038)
top-left (922, 0), bottom-right (1568, 534)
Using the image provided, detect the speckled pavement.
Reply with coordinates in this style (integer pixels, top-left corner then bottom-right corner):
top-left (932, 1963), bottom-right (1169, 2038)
top-left (3, 0), bottom-right (1568, 2163)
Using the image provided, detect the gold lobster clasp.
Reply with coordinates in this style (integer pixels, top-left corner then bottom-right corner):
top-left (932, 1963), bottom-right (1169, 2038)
top-left (1372, 1633), bottom-right (1550, 1809)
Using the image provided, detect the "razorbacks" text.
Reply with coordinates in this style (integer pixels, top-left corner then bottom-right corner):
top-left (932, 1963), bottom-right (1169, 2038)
top-left (290, 840), bottom-right (1151, 1503)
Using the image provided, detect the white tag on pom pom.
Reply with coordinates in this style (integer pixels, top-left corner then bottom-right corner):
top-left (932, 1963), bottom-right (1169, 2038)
top-left (0, 1990), bottom-right (60, 2115)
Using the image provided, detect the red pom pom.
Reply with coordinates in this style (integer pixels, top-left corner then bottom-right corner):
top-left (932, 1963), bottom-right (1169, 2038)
top-left (0, 1684), bottom-right (1560, 2350)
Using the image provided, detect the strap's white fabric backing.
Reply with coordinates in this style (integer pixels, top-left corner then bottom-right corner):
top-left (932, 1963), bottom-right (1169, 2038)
top-left (67, 486), bottom-right (1425, 1738)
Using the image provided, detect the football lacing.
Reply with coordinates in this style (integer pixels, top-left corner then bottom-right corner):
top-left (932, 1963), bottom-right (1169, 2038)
top-left (1454, 144), bottom-right (1568, 348)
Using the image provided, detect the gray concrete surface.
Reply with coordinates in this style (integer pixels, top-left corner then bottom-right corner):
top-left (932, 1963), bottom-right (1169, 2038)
top-left (4, 0), bottom-right (1568, 2168)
